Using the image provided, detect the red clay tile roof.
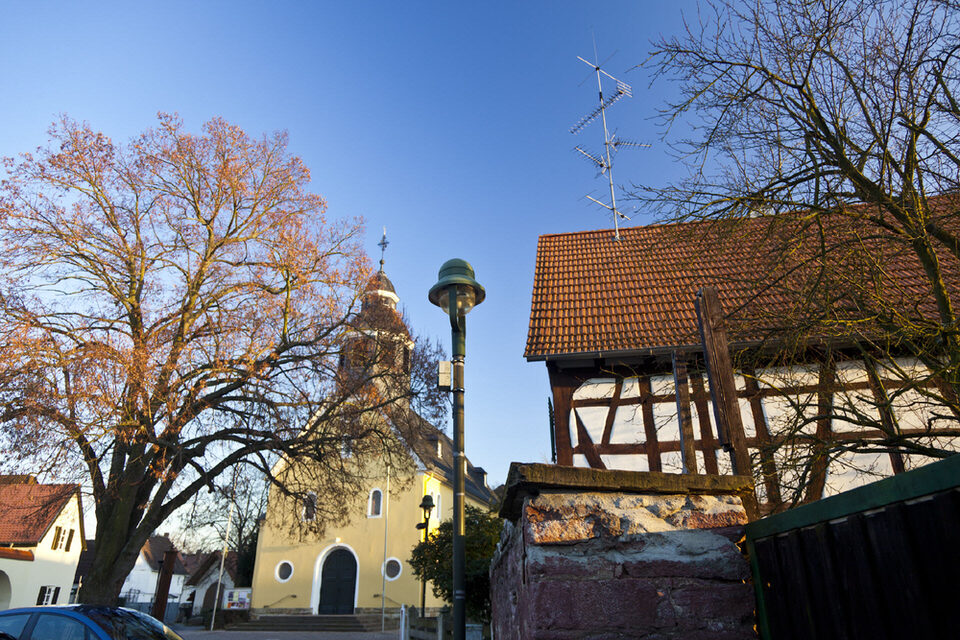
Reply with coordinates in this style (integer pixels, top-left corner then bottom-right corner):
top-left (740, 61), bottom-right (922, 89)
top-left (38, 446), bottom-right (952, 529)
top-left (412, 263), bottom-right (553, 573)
top-left (186, 550), bottom-right (238, 586)
top-left (142, 535), bottom-right (187, 574)
top-left (0, 482), bottom-right (78, 545)
top-left (525, 208), bottom-right (960, 360)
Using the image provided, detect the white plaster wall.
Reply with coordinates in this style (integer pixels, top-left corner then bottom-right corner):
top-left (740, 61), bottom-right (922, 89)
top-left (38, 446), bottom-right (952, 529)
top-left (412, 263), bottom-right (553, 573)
top-left (0, 494), bottom-right (82, 610)
top-left (120, 554), bottom-right (186, 603)
top-left (190, 568), bottom-right (235, 616)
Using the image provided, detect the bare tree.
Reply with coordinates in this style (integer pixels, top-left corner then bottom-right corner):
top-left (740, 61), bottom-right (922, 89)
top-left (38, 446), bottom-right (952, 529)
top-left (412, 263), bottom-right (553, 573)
top-left (640, 0), bottom-right (960, 502)
top-left (0, 114), bottom-right (421, 604)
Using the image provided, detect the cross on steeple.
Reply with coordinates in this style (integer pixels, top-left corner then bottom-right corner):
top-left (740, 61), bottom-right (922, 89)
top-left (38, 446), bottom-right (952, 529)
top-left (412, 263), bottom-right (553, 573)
top-left (378, 227), bottom-right (389, 273)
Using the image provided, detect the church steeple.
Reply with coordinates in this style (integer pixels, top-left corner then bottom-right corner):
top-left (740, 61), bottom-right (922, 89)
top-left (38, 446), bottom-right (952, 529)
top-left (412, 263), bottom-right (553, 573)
top-left (337, 230), bottom-right (413, 390)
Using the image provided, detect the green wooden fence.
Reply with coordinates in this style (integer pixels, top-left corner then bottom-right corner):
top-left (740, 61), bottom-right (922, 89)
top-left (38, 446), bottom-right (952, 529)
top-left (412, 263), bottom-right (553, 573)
top-left (745, 454), bottom-right (960, 639)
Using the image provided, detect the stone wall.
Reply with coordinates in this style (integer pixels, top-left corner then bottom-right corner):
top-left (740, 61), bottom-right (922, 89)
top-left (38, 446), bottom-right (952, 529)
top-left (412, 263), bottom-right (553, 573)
top-left (490, 464), bottom-right (756, 639)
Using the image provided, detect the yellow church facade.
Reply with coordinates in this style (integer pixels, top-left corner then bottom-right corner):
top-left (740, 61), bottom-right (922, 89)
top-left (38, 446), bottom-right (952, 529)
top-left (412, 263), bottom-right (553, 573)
top-left (249, 265), bottom-right (497, 617)
top-left (251, 454), bottom-right (494, 615)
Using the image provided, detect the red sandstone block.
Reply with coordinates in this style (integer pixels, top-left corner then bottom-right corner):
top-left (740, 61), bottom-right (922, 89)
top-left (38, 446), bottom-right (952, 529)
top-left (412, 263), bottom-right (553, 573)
top-left (669, 582), bottom-right (756, 621)
top-left (679, 627), bottom-right (758, 640)
top-left (666, 509), bottom-right (748, 529)
top-left (527, 578), bottom-right (661, 631)
top-left (621, 553), bottom-right (750, 581)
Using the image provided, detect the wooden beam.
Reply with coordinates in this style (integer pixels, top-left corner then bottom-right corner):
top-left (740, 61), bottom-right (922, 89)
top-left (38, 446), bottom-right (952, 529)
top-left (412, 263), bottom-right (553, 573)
top-left (743, 371), bottom-right (783, 508)
top-left (672, 352), bottom-right (698, 474)
top-left (864, 359), bottom-right (907, 475)
top-left (639, 376), bottom-right (662, 472)
top-left (690, 373), bottom-right (720, 474)
top-left (600, 378), bottom-right (624, 445)
top-left (805, 358), bottom-right (836, 503)
top-left (574, 410), bottom-right (606, 469)
top-left (547, 366), bottom-right (579, 466)
top-left (695, 287), bottom-right (752, 476)
top-left (696, 286), bottom-right (758, 519)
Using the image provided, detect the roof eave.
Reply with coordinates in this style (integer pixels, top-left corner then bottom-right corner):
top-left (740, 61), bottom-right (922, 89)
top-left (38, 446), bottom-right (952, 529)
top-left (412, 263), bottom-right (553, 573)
top-left (525, 344), bottom-right (703, 364)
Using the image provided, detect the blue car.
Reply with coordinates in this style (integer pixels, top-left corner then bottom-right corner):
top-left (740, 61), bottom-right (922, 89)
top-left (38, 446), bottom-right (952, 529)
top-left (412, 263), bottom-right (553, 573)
top-left (0, 606), bottom-right (183, 640)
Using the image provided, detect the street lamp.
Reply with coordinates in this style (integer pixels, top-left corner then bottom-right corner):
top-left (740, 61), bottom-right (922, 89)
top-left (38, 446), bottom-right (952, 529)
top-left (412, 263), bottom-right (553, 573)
top-left (428, 259), bottom-right (485, 640)
top-left (416, 494), bottom-right (435, 617)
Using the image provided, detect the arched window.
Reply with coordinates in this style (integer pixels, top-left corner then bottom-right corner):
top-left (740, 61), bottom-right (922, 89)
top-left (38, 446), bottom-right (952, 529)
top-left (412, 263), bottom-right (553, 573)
top-left (368, 488), bottom-right (382, 517)
top-left (303, 492), bottom-right (317, 521)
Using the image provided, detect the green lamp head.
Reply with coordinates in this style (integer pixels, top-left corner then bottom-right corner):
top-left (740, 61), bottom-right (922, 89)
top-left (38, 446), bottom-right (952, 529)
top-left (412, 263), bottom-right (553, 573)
top-left (428, 258), bottom-right (485, 315)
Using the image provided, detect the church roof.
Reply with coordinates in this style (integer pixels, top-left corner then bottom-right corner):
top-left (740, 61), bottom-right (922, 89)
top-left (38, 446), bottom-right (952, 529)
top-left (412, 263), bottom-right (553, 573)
top-left (401, 412), bottom-right (497, 506)
top-left (367, 270), bottom-right (396, 295)
top-left (352, 269), bottom-right (410, 338)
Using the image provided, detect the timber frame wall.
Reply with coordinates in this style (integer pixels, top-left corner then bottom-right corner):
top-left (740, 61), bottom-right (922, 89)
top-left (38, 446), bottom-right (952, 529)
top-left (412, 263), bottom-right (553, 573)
top-left (547, 354), bottom-right (954, 511)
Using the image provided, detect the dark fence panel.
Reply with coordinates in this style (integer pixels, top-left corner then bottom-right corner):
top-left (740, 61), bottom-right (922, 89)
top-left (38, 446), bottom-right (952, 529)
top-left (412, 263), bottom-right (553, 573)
top-left (746, 455), bottom-right (960, 640)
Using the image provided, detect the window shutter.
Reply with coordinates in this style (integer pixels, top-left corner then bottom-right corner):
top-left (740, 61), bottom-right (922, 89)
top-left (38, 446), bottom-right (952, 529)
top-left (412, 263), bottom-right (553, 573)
top-left (65, 529), bottom-right (75, 552)
top-left (36, 586), bottom-right (46, 606)
top-left (51, 587), bottom-right (60, 604)
top-left (51, 527), bottom-right (61, 550)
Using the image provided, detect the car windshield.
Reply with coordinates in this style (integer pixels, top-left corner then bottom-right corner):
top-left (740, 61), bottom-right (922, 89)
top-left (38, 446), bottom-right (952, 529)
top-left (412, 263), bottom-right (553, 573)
top-left (80, 608), bottom-right (182, 640)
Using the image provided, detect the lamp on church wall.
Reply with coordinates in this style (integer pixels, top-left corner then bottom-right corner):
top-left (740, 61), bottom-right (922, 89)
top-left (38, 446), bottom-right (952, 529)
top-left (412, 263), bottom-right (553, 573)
top-left (428, 259), bottom-right (484, 640)
top-left (415, 494), bottom-right (435, 617)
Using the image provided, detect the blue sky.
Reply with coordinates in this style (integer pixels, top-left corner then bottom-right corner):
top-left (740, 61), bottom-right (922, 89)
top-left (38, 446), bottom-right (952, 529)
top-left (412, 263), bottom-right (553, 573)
top-left (0, 2), bottom-right (695, 490)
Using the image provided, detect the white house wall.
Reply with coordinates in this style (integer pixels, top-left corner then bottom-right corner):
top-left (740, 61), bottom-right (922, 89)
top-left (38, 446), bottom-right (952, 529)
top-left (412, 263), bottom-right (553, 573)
top-left (120, 554), bottom-right (185, 605)
top-left (0, 494), bottom-right (82, 610)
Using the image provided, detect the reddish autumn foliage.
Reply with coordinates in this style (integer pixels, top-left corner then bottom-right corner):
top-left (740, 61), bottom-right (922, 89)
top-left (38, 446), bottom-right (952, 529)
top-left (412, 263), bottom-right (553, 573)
top-left (0, 114), bottom-right (416, 603)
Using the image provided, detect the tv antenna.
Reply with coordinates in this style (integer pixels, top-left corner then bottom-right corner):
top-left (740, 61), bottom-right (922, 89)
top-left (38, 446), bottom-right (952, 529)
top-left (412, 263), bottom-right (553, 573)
top-left (571, 52), bottom-right (649, 240)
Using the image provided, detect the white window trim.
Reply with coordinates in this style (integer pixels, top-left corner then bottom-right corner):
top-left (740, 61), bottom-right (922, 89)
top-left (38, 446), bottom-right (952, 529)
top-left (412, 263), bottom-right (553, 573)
top-left (39, 585), bottom-right (58, 605)
top-left (367, 488), bottom-right (383, 518)
top-left (275, 560), bottom-right (295, 583)
top-left (382, 557), bottom-right (402, 582)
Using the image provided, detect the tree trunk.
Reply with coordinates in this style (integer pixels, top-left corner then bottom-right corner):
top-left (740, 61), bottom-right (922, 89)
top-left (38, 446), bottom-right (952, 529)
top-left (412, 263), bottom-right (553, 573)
top-left (77, 495), bottom-right (153, 605)
top-left (78, 544), bottom-right (144, 605)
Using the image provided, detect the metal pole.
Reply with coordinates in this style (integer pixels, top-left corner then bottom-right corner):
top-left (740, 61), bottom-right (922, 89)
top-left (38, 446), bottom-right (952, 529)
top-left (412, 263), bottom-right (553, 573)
top-left (381, 462), bottom-right (391, 632)
top-left (420, 508), bottom-right (428, 617)
top-left (447, 288), bottom-right (466, 640)
top-left (210, 497), bottom-right (234, 631)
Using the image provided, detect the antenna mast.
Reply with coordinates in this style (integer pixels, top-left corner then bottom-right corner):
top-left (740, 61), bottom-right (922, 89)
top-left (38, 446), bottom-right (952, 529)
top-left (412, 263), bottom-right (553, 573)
top-left (571, 52), bottom-right (649, 240)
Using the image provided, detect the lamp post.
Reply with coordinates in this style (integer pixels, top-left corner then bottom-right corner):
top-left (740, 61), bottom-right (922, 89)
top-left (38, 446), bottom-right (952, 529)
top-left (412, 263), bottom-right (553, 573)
top-left (416, 494), bottom-right (435, 617)
top-left (428, 259), bottom-right (485, 640)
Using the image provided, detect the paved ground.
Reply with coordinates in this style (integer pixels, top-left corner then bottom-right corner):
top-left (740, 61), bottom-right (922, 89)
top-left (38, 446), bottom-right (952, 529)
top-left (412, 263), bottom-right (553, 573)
top-left (172, 627), bottom-right (398, 640)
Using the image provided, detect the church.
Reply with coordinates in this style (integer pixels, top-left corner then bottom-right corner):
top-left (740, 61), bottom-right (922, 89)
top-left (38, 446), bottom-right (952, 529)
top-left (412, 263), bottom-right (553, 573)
top-left (249, 260), bottom-right (497, 621)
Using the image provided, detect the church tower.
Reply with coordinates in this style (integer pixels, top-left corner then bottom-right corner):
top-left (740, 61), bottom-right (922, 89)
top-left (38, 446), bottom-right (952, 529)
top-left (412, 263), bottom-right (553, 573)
top-left (338, 230), bottom-right (413, 401)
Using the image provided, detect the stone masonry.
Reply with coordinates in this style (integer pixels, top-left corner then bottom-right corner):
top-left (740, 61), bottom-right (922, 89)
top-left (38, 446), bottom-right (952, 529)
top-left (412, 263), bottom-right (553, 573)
top-left (490, 464), bottom-right (757, 639)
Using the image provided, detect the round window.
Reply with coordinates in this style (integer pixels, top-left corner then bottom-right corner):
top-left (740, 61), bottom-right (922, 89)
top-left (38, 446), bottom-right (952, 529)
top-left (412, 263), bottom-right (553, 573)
top-left (383, 558), bottom-right (402, 581)
top-left (275, 560), bottom-right (294, 582)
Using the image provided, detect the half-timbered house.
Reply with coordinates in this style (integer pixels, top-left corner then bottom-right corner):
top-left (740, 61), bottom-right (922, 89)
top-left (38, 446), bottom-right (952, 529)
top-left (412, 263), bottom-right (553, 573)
top-left (525, 215), bottom-right (960, 511)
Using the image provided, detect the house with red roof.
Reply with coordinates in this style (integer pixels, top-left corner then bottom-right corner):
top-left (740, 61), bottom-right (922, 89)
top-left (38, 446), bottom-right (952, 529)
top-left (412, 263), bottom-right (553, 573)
top-left (0, 476), bottom-right (84, 610)
top-left (182, 550), bottom-right (241, 617)
top-left (526, 214), bottom-right (960, 511)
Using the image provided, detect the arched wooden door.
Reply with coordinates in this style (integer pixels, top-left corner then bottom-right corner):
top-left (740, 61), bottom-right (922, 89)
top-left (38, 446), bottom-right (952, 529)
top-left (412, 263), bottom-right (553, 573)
top-left (317, 549), bottom-right (356, 614)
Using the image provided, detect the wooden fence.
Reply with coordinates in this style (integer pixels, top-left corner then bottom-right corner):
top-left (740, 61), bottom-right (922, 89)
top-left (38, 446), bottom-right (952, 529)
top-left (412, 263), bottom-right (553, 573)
top-left (744, 454), bottom-right (960, 639)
